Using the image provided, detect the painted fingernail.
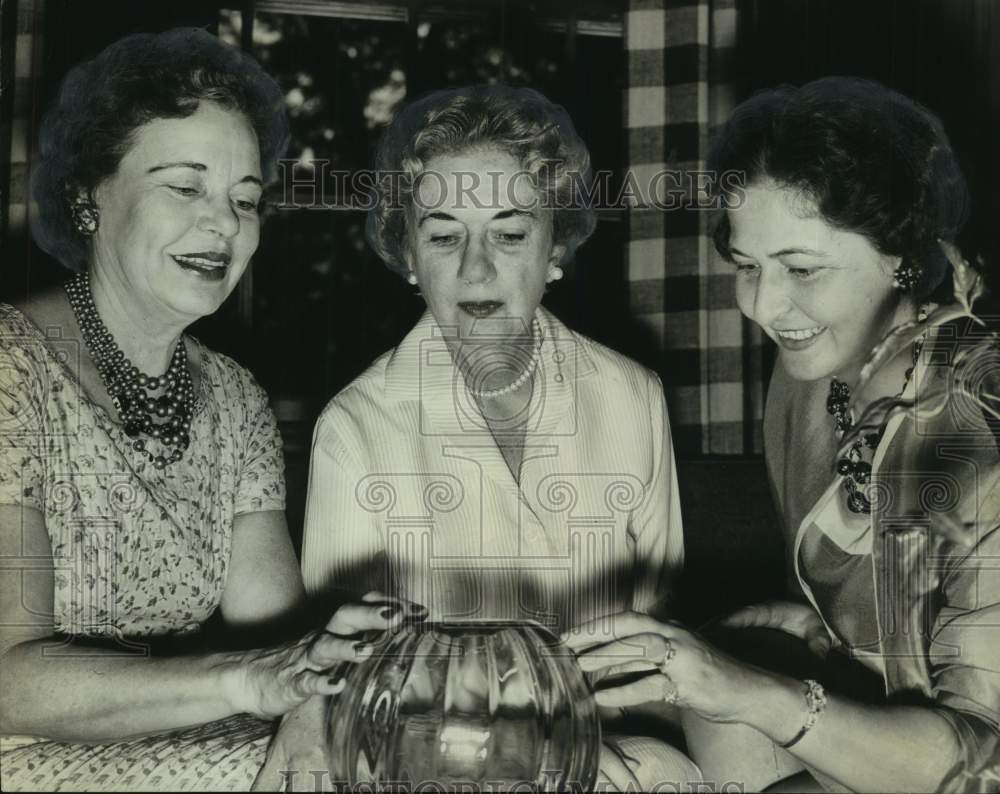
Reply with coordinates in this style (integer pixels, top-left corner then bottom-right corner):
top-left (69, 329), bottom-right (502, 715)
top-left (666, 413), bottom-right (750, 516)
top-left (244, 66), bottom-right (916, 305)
top-left (380, 604), bottom-right (402, 620)
top-left (354, 641), bottom-right (373, 656)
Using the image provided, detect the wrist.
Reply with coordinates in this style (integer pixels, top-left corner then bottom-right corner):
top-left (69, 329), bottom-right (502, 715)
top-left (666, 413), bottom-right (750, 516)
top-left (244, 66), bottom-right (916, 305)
top-left (779, 680), bottom-right (827, 748)
top-left (735, 669), bottom-right (806, 739)
top-left (211, 650), bottom-right (251, 715)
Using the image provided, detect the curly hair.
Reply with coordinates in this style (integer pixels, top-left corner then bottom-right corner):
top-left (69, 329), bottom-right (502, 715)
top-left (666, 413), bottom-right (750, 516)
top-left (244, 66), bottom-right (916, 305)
top-left (707, 76), bottom-right (969, 300)
top-left (366, 83), bottom-right (597, 278)
top-left (31, 27), bottom-right (290, 271)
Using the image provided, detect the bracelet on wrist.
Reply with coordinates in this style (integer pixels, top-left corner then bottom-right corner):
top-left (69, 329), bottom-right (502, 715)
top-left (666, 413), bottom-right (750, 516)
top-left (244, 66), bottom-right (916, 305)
top-left (780, 679), bottom-right (827, 749)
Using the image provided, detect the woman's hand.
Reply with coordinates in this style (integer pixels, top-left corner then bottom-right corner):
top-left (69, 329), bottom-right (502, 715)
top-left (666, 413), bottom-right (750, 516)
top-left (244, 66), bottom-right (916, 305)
top-left (721, 600), bottom-right (833, 658)
top-left (228, 591), bottom-right (425, 720)
top-left (252, 696), bottom-right (329, 792)
top-left (562, 611), bottom-right (778, 724)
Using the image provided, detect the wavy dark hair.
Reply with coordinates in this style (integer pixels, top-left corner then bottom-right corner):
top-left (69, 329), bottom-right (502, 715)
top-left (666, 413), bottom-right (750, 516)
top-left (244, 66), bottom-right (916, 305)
top-left (366, 83), bottom-right (597, 279)
top-left (708, 76), bottom-right (969, 301)
top-left (31, 27), bottom-right (290, 270)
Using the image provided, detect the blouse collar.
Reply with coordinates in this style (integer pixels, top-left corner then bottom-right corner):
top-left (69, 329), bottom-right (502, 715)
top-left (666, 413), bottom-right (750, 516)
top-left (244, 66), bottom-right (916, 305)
top-left (383, 305), bottom-right (597, 437)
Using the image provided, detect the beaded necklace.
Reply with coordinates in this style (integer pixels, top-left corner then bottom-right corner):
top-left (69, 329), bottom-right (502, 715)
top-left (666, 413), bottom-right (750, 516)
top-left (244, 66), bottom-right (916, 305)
top-left (826, 309), bottom-right (929, 513)
top-left (65, 272), bottom-right (195, 469)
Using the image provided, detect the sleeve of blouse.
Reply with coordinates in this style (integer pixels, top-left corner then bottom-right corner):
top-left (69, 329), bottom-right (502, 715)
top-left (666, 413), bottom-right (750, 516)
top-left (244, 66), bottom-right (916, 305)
top-left (233, 374), bottom-right (286, 515)
top-left (928, 481), bottom-right (1000, 773)
top-left (300, 402), bottom-right (385, 601)
top-left (630, 371), bottom-right (685, 618)
top-left (0, 339), bottom-right (45, 511)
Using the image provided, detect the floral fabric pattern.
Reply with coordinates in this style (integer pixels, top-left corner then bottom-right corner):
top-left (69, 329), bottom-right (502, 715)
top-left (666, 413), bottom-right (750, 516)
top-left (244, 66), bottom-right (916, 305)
top-left (0, 715), bottom-right (272, 792)
top-left (0, 303), bottom-right (285, 790)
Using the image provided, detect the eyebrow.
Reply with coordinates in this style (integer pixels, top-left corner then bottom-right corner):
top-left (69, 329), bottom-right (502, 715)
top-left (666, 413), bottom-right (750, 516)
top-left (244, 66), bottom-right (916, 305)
top-left (417, 208), bottom-right (536, 227)
top-left (147, 162), bottom-right (263, 187)
top-left (730, 245), bottom-right (830, 259)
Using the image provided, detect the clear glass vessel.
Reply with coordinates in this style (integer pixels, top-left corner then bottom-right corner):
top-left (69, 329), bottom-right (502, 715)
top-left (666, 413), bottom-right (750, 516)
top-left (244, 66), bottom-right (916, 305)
top-left (326, 620), bottom-right (601, 791)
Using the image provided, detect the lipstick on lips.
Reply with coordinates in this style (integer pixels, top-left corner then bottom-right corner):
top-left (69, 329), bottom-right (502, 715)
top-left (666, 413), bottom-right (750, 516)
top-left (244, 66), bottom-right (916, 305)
top-left (458, 301), bottom-right (504, 318)
top-left (773, 325), bottom-right (827, 351)
top-left (171, 250), bottom-right (232, 282)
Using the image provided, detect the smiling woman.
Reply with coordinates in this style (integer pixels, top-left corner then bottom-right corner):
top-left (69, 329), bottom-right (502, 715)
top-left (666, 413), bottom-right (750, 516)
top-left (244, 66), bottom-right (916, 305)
top-left (87, 102), bottom-right (263, 323)
top-left (726, 182), bottom-right (913, 386)
top-left (0, 27), bottom-right (408, 792)
top-left (570, 77), bottom-right (1000, 794)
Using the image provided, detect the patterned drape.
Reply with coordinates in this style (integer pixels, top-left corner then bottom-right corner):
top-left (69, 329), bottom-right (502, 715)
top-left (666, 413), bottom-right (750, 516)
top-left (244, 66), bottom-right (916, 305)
top-left (625, 0), bottom-right (764, 456)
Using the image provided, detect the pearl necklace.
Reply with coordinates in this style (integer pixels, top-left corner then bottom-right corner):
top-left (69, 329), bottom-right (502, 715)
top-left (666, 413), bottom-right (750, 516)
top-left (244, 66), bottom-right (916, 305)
top-left (465, 318), bottom-right (543, 399)
top-left (65, 272), bottom-right (195, 469)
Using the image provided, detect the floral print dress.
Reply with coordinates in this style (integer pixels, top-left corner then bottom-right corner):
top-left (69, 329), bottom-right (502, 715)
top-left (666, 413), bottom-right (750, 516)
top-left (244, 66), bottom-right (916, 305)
top-left (0, 304), bottom-right (286, 791)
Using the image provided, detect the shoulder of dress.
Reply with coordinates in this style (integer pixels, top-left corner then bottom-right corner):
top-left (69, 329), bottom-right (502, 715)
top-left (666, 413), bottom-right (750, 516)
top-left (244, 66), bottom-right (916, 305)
top-left (313, 354), bottom-right (391, 427)
top-left (560, 327), bottom-right (659, 393)
top-left (187, 341), bottom-right (273, 415)
top-left (0, 302), bottom-right (36, 335)
top-left (918, 330), bottom-right (1000, 448)
top-left (190, 341), bottom-right (253, 384)
top-left (0, 304), bottom-right (53, 371)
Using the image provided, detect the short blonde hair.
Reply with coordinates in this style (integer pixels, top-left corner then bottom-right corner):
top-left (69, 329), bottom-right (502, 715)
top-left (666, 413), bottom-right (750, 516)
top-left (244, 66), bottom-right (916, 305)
top-left (367, 84), bottom-right (597, 278)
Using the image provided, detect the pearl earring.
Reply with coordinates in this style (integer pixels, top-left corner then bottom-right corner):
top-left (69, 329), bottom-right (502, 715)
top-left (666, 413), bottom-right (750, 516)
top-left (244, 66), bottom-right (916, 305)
top-left (407, 272), bottom-right (418, 286)
top-left (547, 266), bottom-right (563, 283)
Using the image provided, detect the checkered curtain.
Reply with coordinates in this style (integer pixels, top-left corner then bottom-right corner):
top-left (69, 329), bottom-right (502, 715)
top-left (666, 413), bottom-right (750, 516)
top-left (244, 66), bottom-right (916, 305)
top-left (625, 0), bottom-right (764, 456)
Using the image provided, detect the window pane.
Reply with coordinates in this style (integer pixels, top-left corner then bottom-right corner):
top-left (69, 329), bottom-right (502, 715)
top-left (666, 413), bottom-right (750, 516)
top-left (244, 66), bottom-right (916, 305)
top-left (222, 10), bottom-right (418, 401)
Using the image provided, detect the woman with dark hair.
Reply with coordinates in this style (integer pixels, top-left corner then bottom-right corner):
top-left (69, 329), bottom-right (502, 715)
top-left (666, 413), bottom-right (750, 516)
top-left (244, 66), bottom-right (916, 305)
top-left (0, 28), bottom-right (407, 791)
top-left (280, 84), bottom-right (700, 790)
top-left (565, 77), bottom-right (999, 792)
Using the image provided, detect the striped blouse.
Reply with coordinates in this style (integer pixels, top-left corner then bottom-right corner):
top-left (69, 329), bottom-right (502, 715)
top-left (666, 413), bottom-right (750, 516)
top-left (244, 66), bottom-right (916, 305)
top-left (301, 307), bottom-right (683, 632)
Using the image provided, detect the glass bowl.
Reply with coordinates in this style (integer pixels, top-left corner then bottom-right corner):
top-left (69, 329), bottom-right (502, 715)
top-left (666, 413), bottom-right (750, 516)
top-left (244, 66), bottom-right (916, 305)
top-left (325, 620), bottom-right (601, 791)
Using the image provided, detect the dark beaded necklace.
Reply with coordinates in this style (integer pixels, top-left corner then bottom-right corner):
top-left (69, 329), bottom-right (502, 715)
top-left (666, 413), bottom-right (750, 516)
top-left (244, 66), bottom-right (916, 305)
top-left (827, 336), bottom-right (925, 514)
top-left (65, 272), bottom-right (195, 470)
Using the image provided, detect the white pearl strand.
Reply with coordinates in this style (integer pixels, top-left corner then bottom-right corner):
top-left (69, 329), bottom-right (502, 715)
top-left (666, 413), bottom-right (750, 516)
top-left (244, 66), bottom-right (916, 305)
top-left (466, 318), bottom-right (543, 399)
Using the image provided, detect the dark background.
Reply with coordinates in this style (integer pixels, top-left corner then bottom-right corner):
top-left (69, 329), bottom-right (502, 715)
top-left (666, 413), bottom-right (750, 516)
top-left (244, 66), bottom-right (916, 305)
top-left (2, 0), bottom-right (997, 622)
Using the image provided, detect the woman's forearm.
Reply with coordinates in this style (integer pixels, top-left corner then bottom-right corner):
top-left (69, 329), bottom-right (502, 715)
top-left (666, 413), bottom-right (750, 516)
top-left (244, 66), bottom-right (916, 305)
top-left (738, 671), bottom-right (961, 791)
top-left (0, 638), bottom-right (248, 741)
